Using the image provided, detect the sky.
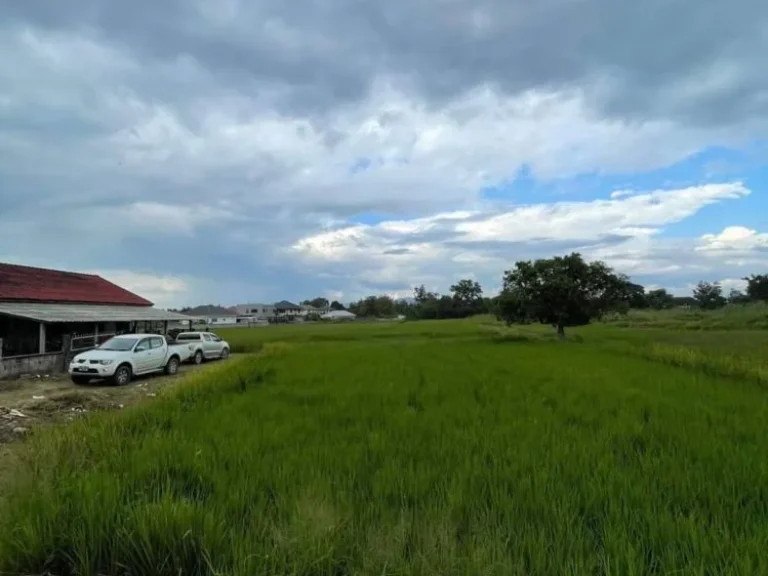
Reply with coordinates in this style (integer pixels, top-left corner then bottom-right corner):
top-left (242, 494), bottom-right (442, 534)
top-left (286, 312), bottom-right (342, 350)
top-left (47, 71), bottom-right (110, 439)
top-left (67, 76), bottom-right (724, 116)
top-left (1, 0), bottom-right (768, 308)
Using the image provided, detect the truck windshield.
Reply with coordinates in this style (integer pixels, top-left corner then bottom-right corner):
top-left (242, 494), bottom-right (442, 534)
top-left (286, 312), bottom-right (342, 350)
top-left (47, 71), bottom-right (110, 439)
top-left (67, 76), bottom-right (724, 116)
top-left (175, 334), bottom-right (200, 341)
top-left (99, 337), bottom-right (139, 351)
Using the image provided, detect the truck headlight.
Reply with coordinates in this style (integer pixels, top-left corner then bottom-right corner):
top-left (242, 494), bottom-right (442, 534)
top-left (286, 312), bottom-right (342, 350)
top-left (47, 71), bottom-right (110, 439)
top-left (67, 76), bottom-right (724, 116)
top-left (98, 360), bottom-right (114, 366)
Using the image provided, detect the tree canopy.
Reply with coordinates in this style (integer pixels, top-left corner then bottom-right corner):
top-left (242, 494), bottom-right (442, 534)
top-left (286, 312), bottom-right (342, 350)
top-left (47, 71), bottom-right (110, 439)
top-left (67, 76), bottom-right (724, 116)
top-left (450, 279), bottom-right (483, 304)
top-left (692, 281), bottom-right (726, 310)
top-left (498, 253), bottom-right (627, 339)
top-left (745, 274), bottom-right (768, 302)
top-left (301, 297), bottom-right (330, 309)
top-left (646, 288), bottom-right (675, 310)
top-left (728, 289), bottom-right (751, 305)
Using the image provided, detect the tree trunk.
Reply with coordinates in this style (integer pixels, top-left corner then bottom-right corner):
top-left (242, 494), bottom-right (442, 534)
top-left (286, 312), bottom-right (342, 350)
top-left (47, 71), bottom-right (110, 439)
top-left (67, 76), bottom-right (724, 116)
top-left (557, 323), bottom-right (566, 341)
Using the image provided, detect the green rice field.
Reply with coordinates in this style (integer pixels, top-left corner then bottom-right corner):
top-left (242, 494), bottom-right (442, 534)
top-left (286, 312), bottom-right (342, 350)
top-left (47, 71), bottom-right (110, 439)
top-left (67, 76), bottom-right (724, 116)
top-left (2, 318), bottom-right (768, 574)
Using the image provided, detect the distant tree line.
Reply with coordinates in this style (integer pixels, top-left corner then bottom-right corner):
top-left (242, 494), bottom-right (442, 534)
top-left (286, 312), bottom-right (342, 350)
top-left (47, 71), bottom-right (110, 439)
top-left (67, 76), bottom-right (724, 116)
top-left (172, 268), bottom-right (768, 338)
top-left (347, 279), bottom-right (494, 320)
top-left (343, 255), bottom-right (768, 340)
top-left (624, 274), bottom-right (768, 311)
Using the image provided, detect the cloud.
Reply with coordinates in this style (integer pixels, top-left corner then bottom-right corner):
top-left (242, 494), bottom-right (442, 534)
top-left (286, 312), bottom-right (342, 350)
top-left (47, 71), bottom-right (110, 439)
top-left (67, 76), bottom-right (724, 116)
top-left (290, 183), bottom-right (755, 295)
top-left (1, 2), bottom-right (767, 304)
top-left (89, 270), bottom-right (189, 308)
top-left (120, 202), bottom-right (242, 235)
top-left (697, 226), bottom-right (768, 253)
top-left (6, 0), bottom-right (768, 127)
top-left (717, 278), bottom-right (749, 293)
top-left (293, 183), bottom-right (748, 260)
top-left (454, 183), bottom-right (748, 243)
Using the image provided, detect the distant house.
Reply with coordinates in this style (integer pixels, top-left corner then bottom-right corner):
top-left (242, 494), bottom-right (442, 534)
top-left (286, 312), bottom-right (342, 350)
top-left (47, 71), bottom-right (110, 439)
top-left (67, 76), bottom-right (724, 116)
top-left (300, 304), bottom-right (326, 317)
top-left (234, 303), bottom-right (274, 322)
top-left (274, 300), bottom-right (302, 318)
top-left (181, 305), bottom-right (238, 326)
top-left (321, 310), bottom-right (356, 321)
top-left (0, 262), bottom-right (191, 379)
top-left (235, 300), bottom-right (307, 323)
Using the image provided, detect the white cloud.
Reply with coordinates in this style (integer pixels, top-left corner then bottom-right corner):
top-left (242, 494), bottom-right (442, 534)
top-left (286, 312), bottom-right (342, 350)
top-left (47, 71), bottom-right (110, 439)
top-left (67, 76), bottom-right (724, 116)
top-left (697, 226), bottom-right (768, 253)
top-left (289, 182), bottom-right (752, 295)
top-left (294, 182), bottom-right (748, 261)
top-left (86, 270), bottom-right (189, 308)
top-left (455, 183), bottom-right (747, 243)
top-left (717, 277), bottom-right (749, 293)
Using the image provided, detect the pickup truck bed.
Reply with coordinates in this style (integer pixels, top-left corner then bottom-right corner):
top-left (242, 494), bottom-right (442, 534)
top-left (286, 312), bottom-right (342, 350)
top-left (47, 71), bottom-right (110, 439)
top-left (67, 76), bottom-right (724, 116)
top-left (170, 332), bottom-right (231, 364)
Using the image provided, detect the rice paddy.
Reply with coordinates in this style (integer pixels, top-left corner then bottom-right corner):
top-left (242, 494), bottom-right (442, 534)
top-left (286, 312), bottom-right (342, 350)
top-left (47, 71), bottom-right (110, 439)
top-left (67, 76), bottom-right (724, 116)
top-left (1, 318), bottom-right (767, 575)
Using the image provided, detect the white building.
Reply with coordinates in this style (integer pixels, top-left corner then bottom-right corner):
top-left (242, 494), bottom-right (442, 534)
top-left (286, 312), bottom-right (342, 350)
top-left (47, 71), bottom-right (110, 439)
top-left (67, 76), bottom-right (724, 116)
top-left (235, 303), bottom-right (274, 321)
top-left (321, 310), bottom-right (356, 321)
top-left (234, 301), bottom-right (305, 323)
top-left (180, 305), bottom-right (238, 327)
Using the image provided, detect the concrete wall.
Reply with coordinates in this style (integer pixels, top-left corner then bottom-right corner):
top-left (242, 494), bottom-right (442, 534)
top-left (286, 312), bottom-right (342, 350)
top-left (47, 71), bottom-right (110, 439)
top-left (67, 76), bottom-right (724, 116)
top-left (0, 351), bottom-right (64, 380)
top-left (206, 317), bottom-right (239, 326)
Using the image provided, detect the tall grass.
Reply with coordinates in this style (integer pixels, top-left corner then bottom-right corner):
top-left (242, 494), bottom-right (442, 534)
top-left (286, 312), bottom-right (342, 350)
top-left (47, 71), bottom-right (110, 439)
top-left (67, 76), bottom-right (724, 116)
top-left (3, 333), bottom-right (768, 574)
top-left (602, 302), bottom-right (768, 330)
top-left (218, 319), bottom-right (494, 353)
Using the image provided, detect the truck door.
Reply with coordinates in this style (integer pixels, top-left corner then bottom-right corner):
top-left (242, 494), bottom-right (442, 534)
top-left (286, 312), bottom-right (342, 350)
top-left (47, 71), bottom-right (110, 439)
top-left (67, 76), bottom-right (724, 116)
top-left (149, 337), bottom-right (166, 369)
top-left (133, 338), bottom-right (153, 372)
top-left (202, 333), bottom-right (215, 358)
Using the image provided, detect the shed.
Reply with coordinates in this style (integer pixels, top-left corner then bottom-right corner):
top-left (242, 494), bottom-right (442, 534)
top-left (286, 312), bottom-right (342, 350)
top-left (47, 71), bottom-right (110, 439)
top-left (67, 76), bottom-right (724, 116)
top-left (0, 263), bottom-right (192, 379)
top-left (321, 310), bottom-right (357, 321)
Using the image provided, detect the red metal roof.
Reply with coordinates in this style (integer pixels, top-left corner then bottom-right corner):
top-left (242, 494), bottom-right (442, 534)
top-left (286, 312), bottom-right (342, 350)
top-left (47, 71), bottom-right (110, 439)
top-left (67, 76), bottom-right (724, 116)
top-left (0, 263), bottom-right (153, 306)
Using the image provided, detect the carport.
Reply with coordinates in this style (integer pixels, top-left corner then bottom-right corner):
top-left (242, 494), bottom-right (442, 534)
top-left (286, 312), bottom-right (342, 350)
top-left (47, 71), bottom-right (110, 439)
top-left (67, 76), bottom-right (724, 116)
top-left (0, 303), bottom-right (193, 380)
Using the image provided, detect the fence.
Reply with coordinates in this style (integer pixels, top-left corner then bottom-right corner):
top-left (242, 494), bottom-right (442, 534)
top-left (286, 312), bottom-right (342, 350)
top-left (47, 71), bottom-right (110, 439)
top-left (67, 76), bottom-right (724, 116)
top-left (71, 332), bottom-right (117, 352)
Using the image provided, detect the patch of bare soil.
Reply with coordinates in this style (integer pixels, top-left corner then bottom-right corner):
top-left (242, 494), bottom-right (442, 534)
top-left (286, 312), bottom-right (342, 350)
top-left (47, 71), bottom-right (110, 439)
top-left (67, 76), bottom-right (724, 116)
top-left (0, 363), bottom-right (206, 445)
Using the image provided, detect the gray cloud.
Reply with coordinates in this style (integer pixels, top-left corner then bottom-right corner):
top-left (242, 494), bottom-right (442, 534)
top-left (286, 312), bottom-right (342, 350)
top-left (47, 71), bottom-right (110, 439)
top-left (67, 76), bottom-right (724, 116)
top-left (4, 0), bottom-right (767, 125)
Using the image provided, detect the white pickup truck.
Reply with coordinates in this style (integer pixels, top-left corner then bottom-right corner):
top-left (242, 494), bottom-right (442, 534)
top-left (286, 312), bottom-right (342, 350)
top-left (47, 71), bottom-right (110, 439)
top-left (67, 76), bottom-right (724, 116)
top-left (172, 332), bottom-right (231, 364)
top-left (68, 334), bottom-right (197, 385)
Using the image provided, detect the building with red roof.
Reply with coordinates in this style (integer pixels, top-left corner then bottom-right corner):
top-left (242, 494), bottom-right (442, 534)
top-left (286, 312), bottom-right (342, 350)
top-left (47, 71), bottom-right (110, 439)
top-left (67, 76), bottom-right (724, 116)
top-left (0, 262), bottom-right (192, 379)
top-left (0, 263), bottom-right (153, 306)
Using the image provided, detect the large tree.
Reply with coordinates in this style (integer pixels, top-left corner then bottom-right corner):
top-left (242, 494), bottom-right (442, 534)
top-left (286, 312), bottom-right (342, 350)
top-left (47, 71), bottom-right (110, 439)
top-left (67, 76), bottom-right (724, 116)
top-left (330, 300), bottom-right (345, 311)
top-left (498, 253), bottom-right (627, 339)
top-left (744, 274), bottom-right (768, 302)
top-left (692, 281), bottom-right (726, 310)
top-left (646, 288), bottom-right (675, 310)
top-left (625, 281), bottom-right (648, 309)
top-left (450, 279), bottom-right (483, 304)
top-left (412, 285), bottom-right (439, 319)
top-left (347, 295), bottom-right (395, 317)
top-left (413, 284), bottom-right (438, 304)
top-left (450, 278), bottom-right (484, 317)
top-left (308, 297), bottom-right (330, 309)
top-left (728, 289), bottom-right (751, 305)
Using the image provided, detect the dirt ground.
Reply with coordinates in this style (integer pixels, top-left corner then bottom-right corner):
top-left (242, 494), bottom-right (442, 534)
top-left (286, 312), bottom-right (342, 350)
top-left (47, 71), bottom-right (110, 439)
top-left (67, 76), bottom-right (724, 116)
top-left (0, 363), bottom-right (208, 446)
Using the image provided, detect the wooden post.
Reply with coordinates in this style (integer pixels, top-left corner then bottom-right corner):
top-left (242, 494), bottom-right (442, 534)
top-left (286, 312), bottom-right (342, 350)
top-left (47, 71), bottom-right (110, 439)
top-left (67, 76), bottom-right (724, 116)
top-left (39, 323), bottom-right (46, 354)
top-left (163, 320), bottom-right (168, 335)
top-left (0, 337), bottom-right (4, 361)
top-left (94, 323), bottom-right (99, 346)
top-left (61, 334), bottom-right (72, 371)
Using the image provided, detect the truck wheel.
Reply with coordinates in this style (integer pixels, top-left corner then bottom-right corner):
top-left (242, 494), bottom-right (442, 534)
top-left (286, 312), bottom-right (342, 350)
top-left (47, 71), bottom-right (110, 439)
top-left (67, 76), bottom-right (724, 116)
top-left (71, 375), bottom-right (90, 385)
top-left (220, 348), bottom-right (230, 360)
top-left (165, 356), bottom-right (180, 375)
top-left (193, 350), bottom-right (203, 365)
top-left (112, 365), bottom-right (132, 386)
